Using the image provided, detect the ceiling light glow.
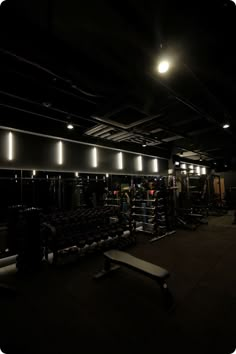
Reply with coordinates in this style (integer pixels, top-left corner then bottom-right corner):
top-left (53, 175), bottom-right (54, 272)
top-left (67, 123), bottom-right (74, 130)
top-left (223, 123), bottom-right (230, 129)
top-left (157, 60), bottom-right (170, 74)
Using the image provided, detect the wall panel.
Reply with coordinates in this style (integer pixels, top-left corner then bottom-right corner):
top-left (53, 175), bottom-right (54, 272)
top-left (0, 128), bottom-right (168, 175)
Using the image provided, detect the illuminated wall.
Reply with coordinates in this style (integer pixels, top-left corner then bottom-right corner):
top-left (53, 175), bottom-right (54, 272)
top-left (0, 128), bottom-right (168, 175)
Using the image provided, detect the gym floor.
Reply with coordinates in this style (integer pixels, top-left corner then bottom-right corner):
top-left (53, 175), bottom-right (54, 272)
top-left (1, 216), bottom-right (236, 354)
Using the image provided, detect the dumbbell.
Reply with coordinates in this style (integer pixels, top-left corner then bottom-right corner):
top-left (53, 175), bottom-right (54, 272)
top-left (80, 244), bottom-right (90, 256)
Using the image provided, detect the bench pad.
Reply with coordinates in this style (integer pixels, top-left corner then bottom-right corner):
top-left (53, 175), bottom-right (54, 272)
top-left (104, 250), bottom-right (169, 280)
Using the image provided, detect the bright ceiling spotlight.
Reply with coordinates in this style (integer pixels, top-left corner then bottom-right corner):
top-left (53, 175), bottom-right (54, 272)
top-left (0, 0), bottom-right (6, 5)
top-left (223, 123), bottom-right (230, 129)
top-left (157, 60), bottom-right (170, 74)
top-left (67, 123), bottom-right (74, 130)
top-left (142, 142), bottom-right (147, 147)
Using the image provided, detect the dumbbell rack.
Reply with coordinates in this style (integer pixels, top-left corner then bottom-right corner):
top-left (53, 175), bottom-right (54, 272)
top-left (42, 206), bottom-right (134, 265)
top-left (104, 197), bottom-right (121, 208)
top-left (105, 195), bottom-right (137, 250)
top-left (149, 187), bottom-right (176, 243)
top-left (130, 192), bottom-right (158, 236)
top-left (130, 190), bottom-right (175, 243)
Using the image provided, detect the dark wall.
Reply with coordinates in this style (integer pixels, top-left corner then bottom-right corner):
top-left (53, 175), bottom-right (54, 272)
top-left (223, 172), bottom-right (236, 189)
top-left (0, 128), bottom-right (168, 175)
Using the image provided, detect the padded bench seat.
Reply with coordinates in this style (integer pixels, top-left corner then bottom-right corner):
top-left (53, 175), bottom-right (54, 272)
top-left (104, 250), bottom-right (169, 281)
top-left (94, 249), bottom-right (173, 309)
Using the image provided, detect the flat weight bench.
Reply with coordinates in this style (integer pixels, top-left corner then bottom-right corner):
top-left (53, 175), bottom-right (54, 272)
top-left (94, 250), bottom-right (173, 309)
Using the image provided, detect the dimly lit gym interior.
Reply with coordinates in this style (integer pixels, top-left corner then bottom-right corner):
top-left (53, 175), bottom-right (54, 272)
top-left (0, 1), bottom-right (236, 353)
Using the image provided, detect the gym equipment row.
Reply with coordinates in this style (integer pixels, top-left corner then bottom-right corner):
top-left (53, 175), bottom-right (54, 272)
top-left (175, 208), bottom-right (208, 231)
top-left (7, 205), bottom-right (136, 271)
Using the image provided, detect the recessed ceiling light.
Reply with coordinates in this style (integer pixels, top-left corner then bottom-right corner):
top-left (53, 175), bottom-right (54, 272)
top-left (223, 123), bottom-right (230, 129)
top-left (157, 60), bottom-right (170, 74)
top-left (0, 0), bottom-right (6, 5)
top-left (67, 123), bottom-right (74, 130)
top-left (142, 142), bottom-right (147, 147)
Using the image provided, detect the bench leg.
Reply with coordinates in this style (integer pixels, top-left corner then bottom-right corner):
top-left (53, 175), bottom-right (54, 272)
top-left (157, 281), bottom-right (174, 311)
top-left (104, 257), bottom-right (111, 272)
top-left (94, 258), bottom-right (121, 279)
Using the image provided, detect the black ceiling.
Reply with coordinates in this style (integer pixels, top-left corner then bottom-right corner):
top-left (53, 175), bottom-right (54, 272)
top-left (0, 0), bottom-right (236, 169)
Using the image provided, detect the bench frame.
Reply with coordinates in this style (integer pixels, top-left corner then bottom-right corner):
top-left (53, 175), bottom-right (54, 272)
top-left (94, 250), bottom-right (173, 309)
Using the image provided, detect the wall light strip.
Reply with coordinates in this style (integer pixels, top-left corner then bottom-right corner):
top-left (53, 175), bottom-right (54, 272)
top-left (153, 158), bottom-right (158, 173)
top-left (75, 172), bottom-right (79, 177)
top-left (8, 132), bottom-right (13, 160)
top-left (118, 152), bottom-right (123, 170)
top-left (0, 125), bottom-right (168, 160)
top-left (196, 166), bottom-right (200, 175)
top-left (33, 170), bottom-right (36, 176)
top-left (58, 141), bottom-right (63, 165)
top-left (92, 147), bottom-right (97, 168)
top-left (137, 155), bottom-right (142, 171)
top-left (201, 167), bottom-right (206, 175)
